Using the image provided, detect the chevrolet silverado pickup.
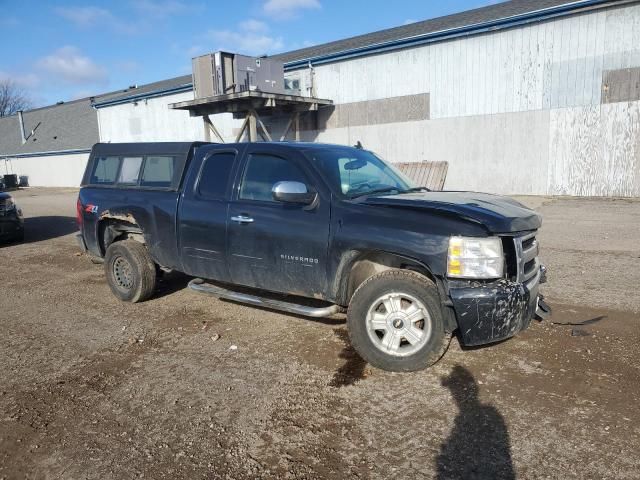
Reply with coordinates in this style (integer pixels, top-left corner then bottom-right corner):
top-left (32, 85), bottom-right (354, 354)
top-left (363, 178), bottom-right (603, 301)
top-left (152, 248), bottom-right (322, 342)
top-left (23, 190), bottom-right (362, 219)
top-left (76, 141), bottom-right (549, 372)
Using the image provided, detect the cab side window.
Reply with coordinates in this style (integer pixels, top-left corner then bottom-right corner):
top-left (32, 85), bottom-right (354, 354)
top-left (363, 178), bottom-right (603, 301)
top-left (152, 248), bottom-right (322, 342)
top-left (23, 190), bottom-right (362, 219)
top-left (198, 152), bottom-right (236, 199)
top-left (239, 154), bottom-right (307, 202)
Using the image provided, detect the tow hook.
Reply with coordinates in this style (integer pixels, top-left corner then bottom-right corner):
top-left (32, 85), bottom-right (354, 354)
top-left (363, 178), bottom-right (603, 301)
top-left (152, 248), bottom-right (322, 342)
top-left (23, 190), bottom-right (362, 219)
top-left (539, 264), bottom-right (548, 284)
top-left (535, 295), bottom-right (552, 321)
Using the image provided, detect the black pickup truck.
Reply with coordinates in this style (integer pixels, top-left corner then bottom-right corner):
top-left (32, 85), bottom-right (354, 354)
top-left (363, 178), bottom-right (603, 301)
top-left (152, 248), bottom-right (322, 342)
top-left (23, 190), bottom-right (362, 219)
top-left (77, 141), bottom-right (549, 372)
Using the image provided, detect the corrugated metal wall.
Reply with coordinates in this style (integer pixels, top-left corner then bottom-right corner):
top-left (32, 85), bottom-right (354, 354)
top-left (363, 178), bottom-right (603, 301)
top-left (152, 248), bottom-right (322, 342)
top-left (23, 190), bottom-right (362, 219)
top-left (293, 3), bottom-right (640, 196)
top-left (97, 2), bottom-right (640, 197)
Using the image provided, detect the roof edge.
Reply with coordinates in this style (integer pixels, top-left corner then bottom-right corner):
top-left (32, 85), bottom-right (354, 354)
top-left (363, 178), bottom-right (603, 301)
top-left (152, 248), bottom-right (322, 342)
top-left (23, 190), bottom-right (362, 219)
top-left (284, 0), bottom-right (628, 69)
top-left (93, 0), bottom-right (630, 107)
top-left (0, 148), bottom-right (91, 159)
top-left (93, 83), bottom-right (193, 109)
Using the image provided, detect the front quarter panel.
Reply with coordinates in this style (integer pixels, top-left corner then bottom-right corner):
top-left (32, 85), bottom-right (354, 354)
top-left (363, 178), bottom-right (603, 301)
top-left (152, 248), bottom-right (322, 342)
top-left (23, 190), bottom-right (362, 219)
top-left (329, 201), bottom-right (488, 299)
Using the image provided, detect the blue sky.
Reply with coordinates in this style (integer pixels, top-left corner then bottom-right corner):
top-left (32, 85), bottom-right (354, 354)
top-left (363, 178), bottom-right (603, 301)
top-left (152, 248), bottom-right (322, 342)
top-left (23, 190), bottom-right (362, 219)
top-left (1, 0), bottom-right (496, 107)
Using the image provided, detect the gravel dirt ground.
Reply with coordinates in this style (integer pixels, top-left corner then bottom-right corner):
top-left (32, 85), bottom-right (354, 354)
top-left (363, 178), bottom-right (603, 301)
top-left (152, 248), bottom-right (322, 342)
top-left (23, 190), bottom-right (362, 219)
top-left (0, 188), bottom-right (639, 479)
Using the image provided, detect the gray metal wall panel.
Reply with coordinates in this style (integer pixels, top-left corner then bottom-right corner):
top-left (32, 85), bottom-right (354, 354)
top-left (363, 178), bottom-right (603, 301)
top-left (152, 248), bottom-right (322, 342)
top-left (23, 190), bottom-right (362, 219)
top-left (602, 67), bottom-right (640, 102)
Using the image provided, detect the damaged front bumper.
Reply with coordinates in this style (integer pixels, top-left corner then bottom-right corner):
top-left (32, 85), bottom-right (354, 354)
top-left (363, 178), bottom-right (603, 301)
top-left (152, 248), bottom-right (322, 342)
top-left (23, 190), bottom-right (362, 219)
top-left (447, 265), bottom-right (550, 346)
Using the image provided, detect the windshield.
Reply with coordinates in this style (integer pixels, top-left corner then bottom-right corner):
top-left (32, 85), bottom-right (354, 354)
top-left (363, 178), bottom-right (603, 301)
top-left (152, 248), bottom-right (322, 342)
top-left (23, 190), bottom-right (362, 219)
top-left (305, 147), bottom-right (416, 198)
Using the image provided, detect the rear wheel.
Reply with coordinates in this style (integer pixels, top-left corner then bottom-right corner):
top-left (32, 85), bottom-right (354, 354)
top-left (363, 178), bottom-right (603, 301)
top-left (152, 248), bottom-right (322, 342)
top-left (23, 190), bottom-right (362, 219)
top-left (347, 269), bottom-right (451, 372)
top-left (104, 239), bottom-right (156, 302)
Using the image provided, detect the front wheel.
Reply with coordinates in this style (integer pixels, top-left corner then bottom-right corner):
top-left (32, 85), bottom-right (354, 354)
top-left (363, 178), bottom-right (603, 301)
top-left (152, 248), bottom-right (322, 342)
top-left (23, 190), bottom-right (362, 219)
top-left (104, 239), bottom-right (157, 303)
top-left (347, 269), bottom-right (451, 372)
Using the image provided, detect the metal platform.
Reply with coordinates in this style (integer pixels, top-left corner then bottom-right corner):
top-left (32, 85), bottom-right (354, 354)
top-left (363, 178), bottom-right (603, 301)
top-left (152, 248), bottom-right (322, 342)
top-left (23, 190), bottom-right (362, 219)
top-left (169, 91), bottom-right (333, 143)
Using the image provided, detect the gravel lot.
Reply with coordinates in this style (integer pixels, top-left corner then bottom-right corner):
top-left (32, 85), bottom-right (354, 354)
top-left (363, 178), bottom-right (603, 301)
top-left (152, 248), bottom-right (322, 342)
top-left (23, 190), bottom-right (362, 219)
top-left (1, 188), bottom-right (639, 479)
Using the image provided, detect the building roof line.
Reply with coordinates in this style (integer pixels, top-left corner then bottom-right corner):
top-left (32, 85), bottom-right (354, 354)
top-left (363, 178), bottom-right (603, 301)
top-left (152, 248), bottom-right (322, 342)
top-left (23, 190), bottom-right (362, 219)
top-left (93, 83), bottom-right (193, 109)
top-left (284, 0), bottom-right (626, 69)
top-left (0, 148), bottom-right (92, 159)
top-left (94, 0), bottom-right (630, 107)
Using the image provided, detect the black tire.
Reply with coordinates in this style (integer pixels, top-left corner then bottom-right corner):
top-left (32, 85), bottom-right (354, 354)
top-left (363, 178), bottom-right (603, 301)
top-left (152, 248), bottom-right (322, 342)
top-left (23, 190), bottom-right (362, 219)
top-left (104, 239), bottom-right (157, 303)
top-left (347, 269), bottom-right (451, 372)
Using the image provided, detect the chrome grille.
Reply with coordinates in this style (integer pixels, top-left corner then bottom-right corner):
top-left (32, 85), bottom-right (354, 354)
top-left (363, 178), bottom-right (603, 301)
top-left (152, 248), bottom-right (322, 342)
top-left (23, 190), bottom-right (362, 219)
top-left (514, 231), bottom-right (539, 285)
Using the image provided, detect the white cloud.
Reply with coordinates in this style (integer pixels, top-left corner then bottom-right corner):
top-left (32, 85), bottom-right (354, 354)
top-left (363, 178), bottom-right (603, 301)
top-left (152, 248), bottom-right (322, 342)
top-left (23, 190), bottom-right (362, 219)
top-left (55, 5), bottom-right (140, 34)
top-left (0, 71), bottom-right (40, 89)
top-left (263, 0), bottom-right (320, 19)
top-left (207, 20), bottom-right (284, 56)
top-left (35, 46), bottom-right (108, 86)
top-left (132, 0), bottom-right (189, 17)
top-left (239, 19), bottom-right (269, 33)
top-left (209, 31), bottom-right (284, 56)
top-left (55, 6), bottom-right (114, 27)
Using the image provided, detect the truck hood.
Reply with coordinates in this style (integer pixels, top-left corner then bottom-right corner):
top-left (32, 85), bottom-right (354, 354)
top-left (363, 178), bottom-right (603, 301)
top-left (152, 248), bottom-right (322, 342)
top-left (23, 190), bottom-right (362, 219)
top-left (363, 191), bottom-right (541, 233)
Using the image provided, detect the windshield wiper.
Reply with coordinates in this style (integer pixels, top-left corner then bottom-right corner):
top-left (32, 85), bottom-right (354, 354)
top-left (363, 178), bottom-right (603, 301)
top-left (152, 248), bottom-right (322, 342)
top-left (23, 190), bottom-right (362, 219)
top-left (402, 187), bottom-right (430, 193)
top-left (348, 187), bottom-right (403, 199)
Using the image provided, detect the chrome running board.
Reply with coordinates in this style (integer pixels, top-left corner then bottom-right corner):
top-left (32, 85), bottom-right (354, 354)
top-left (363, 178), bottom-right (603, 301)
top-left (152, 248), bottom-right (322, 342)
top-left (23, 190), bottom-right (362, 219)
top-left (188, 279), bottom-right (343, 318)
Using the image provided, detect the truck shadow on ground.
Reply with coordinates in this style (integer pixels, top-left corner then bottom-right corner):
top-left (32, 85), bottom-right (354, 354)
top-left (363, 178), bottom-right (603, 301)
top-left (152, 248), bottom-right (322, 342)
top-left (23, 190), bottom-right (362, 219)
top-left (437, 365), bottom-right (515, 479)
top-left (329, 329), bottom-right (368, 388)
top-left (1, 216), bottom-right (78, 246)
top-left (154, 271), bottom-right (194, 299)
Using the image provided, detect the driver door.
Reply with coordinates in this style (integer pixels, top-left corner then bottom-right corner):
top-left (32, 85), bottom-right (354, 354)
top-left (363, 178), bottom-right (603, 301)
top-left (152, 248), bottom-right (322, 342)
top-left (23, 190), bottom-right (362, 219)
top-left (226, 145), bottom-right (331, 298)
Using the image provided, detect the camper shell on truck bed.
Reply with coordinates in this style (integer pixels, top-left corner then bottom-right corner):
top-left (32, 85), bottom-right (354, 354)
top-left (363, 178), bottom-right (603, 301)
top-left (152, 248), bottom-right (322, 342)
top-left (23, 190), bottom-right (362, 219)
top-left (77, 141), bottom-right (550, 372)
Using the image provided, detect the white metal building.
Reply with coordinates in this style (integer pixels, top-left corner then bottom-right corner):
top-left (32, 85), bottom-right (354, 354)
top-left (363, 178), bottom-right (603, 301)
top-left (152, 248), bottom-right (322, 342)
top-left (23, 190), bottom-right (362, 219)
top-left (3, 0), bottom-right (640, 196)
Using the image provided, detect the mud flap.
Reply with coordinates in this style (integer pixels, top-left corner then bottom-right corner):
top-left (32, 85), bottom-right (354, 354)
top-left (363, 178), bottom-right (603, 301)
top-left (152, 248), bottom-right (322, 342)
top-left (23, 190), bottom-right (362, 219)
top-left (535, 295), bottom-right (551, 321)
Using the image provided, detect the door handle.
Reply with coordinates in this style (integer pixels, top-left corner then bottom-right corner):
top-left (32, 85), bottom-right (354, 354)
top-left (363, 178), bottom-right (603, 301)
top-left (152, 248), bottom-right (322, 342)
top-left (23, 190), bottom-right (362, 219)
top-left (231, 215), bottom-right (254, 224)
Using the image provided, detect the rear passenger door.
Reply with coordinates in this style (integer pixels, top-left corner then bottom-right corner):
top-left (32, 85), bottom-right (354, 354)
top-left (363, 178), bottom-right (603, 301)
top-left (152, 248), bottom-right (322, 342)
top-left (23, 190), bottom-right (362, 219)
top-left (178, 146), bottom-right (242, 281)
top-left (226, 145), bottom-right (331, 298)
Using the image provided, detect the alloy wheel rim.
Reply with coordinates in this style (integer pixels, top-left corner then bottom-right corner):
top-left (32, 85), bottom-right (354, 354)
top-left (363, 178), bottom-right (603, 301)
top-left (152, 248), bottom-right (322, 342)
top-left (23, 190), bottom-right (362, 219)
top-left (365, 292), bottom-right (432, 357)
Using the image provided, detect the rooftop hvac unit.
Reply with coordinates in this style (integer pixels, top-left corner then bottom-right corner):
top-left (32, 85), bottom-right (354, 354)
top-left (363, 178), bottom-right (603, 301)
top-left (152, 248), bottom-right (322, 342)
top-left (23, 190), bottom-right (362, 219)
top-left (192, 51), bottom-right (285, 98)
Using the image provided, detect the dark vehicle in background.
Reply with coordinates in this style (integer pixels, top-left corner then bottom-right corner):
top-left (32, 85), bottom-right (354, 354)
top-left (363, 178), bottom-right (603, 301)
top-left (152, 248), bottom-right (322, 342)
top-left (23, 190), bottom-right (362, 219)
top-left (76, 142), bottom-right (549, 372)
top-left (0, 192), bottom-right (24, 243)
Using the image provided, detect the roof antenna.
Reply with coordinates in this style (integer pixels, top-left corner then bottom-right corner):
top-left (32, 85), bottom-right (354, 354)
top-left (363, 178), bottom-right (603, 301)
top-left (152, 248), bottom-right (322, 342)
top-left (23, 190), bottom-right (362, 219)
top-left (354, 140), bottom-right (363, 149)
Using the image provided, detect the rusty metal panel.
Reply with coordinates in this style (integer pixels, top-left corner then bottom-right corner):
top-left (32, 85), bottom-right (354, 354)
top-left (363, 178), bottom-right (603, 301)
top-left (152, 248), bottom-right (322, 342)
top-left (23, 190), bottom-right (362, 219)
top-left (317, 94), bottom-right (429, 130)
top-left (602, 67), bottom-right (640, 104)
top-left (397, 161), bottom-right (449, 191)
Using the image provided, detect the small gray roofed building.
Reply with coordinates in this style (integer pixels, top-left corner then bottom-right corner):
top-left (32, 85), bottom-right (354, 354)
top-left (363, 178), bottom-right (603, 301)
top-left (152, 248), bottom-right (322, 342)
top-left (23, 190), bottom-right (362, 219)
top-left (0, 99), bottom-right (99, 158)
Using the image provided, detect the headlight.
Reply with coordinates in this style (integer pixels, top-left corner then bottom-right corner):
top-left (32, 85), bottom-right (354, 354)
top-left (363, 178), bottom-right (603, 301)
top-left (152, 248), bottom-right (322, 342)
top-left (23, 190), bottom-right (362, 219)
top-left (447, 236), bottom-right (504, 279)
top-left (1, 197), bottom-right (15, 210)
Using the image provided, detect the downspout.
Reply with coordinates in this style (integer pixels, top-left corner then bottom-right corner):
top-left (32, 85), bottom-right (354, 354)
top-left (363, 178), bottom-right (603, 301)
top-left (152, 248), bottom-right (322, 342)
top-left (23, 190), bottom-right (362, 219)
top-left (308, 61), bottom-right (315, 98)
top-left (17, 111), bottom-right (26, 144)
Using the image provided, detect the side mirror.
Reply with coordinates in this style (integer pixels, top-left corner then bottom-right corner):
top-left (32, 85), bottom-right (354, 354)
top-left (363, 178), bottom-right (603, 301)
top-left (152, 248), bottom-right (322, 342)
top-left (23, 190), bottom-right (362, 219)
top-left (272, 181), bottom-right (317, 205)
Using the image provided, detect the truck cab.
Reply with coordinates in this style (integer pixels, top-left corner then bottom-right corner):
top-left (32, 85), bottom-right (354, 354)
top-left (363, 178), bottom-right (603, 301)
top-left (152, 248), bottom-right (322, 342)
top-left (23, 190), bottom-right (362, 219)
top-left (77, 141), bottom-right (549, 372)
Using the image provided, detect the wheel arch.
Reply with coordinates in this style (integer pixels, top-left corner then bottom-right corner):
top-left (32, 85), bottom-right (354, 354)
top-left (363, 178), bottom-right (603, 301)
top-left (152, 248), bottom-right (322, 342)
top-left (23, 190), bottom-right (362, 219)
top-left (335, 250), bottom-right (457, 332)
top-left (97, 213), bottom-right (144, 256)
top-left (336, 250), bottom-right (436, 302)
